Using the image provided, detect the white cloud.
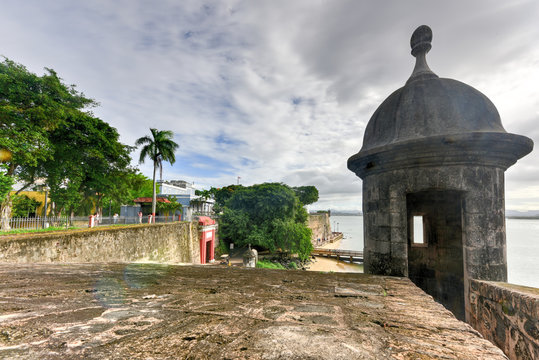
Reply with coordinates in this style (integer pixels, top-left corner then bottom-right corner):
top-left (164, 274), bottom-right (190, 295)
top-left (1, 0), bottom-right (538, 210)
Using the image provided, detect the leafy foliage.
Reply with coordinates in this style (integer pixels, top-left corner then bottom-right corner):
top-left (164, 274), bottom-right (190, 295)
top-left (271, 219), bottom-right (313, 262)
top-left (0, 57), bottom-right (98, 227)
top-left (0, 58), bottom-right (95, 180)
top-left (292, 186), bottom-right (319, 206)
top-left (37, 110), bottom-right (133, 215)
top-left (157, 196), bottom-right (182, 216)
top-left (218, 183), bottom-right (314, 261)
top-left (0, 58), bottom-right (178, 225)
top-left (256, 260), bottom-right (286, 270)
top-left (11, 194), bottom-right (41, 217)
top-left (0, 166), bottom-right (14, 204)
top-left (136, 128), bottom-right (179, 216)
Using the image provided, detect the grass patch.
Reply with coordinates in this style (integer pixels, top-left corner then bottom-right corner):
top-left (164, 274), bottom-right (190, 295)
top-left (0, 226), bottom-right (78, 236)
top-left (256, 260), bottom-right (286, 270)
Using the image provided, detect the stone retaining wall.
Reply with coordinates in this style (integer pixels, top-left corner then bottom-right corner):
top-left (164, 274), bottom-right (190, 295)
top-left (0, 222), bottom-right (200, 264)
top-left (308, 213), bottom-right (331, 246)
top-left (468, 279), bottom-right (539, 360)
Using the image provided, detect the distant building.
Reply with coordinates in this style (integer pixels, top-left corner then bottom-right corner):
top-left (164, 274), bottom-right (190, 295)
top-left (133, 197), bottom-right (171, 216)
top-left (158, 180), bottom-right (214, 219)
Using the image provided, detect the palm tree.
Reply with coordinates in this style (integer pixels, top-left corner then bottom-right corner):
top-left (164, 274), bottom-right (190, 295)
top-left (135, 128), bottom-right (179, 222)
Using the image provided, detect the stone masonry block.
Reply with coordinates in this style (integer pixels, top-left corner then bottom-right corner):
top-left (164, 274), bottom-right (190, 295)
top-left (391, 241), bottom-right (406, 258)
top-left (375, 213), bottom-right (390, 227)
top-left (487, 247), bottom-right (506, 265)
top-left (375, 240), bottom-right (391, 254)
top-left (389, 184), bottom-right (403, 199)
top-left (390, 225), bottom-right (406, 243)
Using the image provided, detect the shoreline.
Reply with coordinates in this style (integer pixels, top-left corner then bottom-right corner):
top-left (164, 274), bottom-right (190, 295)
top-left (306, 238), bottom-right (363, 273)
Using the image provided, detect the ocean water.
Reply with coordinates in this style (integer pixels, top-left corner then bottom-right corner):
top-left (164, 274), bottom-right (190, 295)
top-left (331, 215), bottom-right (539, 288)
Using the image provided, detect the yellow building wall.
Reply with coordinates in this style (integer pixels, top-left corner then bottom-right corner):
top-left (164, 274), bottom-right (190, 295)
top-left (10, 191), bottom-right (51, 216)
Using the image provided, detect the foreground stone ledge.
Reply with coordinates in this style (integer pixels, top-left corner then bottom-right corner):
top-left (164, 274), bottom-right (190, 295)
top-left (0, 264), bottom-right (506, 359)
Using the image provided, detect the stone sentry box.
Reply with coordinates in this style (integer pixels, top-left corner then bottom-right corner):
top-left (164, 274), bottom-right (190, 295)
top-left (348, 26), bottom-right (533, 321)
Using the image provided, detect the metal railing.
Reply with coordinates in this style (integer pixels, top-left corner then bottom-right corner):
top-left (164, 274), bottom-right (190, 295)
top-left (4, 216), bottom-right (88, 230)
top-left (1, 215), bottom-right (184, 231)
top-left (90, 215), bottom-right (183, 227)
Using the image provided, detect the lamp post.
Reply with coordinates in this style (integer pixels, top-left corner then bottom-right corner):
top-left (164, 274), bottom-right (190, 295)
top-left (42, 186), bottom-right (49, 229)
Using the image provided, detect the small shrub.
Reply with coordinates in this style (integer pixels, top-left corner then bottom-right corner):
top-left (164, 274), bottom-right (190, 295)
top-left (256, 260), bottom-right (286, 270)
top-left (215, 240), bottom-right (229, 258)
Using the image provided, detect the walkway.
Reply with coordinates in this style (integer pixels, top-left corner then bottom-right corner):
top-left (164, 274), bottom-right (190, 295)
top-left (311, 248), bottom-right (364, 263)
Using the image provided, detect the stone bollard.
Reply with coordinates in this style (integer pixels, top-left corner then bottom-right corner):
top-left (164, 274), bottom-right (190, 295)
top-left (243, 247), bottom-right (257, 268)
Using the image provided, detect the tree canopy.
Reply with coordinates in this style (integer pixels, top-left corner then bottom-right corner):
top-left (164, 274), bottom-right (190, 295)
top-left (218, 183), bottom-right (315, 261)
top-left (12, 194), bottom-right (41, 217)
top-left (136, 128), bottom-right (179, 218)
top-left (0, 58), bottom-right (95, 181)
top-left (41, 112), bottom-right (133, 215)
top-left (0, 57), bottom-right (135, 226)
top-left (292, 186), bottom-right (319, 206)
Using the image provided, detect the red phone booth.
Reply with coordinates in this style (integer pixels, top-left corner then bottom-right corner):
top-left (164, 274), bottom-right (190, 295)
top-left (198, 216), bottom-right (216, 264)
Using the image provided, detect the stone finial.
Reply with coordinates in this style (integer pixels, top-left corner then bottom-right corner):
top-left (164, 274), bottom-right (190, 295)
top-left (411, 25), bottom-right (432, 57)
top-left (407, 25), bottom-right (438, 84)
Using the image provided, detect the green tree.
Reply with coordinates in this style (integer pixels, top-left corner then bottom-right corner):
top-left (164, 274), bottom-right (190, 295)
top-left (271, 219), bottom-right (313, 262)
top-left (135, 128), bottom-right (179, 220)
top-left (157, 196), bottom-right (182, 220)
top-left (194, 188), bottom-right (216, 201)
top-left (12, 194), bottom-right (41, 217)
top-left (98, 171), bottom-right (156, 216)
top-left (212, 185), bottom-right (243, 213)
top-left (0, 57), bottom-right (95, 229)
top-left (39, 111), bottom-right (132, 216)
top-left (218, 183), bottom-right (313, 261)
top-left (0, 165), bottom-right (14, 205)
top-left (292, 186), bottom-right (319, 206)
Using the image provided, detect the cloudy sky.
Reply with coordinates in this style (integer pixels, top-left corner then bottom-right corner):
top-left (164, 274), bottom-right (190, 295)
top-left (1, 1), bottom-right (538, 211)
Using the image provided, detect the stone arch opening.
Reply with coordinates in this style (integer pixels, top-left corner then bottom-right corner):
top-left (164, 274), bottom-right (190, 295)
top-left (406, 190), bottom-right (465, 320)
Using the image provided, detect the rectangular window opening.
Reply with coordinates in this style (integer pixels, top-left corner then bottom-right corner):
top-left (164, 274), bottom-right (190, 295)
top-left (413, 215), bottom-right (425, 245)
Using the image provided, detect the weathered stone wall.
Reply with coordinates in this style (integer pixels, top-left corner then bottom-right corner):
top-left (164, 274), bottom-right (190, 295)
top-left (363, 165), bottom-right (506, 277)
top-left (468, 279), bottom-right (539, 360)
top-left (0, 222), bottom-right (201, 264)
top-left (308, 213), bottom-right (331, 246)
top-left (362, 165), bottom-right (506, 320)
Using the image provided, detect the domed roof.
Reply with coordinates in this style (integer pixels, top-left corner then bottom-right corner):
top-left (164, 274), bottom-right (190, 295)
top-left (361, 25), bottom-right (505, 152)
top-left (361, 78), bottom-right (505, 152)
top-left (348, 25), bottom-right (533, 178)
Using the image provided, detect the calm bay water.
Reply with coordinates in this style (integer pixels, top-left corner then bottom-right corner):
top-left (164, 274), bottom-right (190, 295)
top-left (331, 215), bottom-right (539, 288)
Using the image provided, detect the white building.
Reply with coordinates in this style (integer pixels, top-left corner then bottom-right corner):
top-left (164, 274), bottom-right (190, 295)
top-left (158, 180), bottom-right (214, 219)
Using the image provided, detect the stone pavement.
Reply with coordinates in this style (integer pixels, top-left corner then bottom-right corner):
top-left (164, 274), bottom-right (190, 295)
top-left (0, 263), bottom-right (506, 359)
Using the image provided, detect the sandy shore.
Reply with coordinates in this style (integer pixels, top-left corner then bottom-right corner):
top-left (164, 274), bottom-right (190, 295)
top-left (319, 238), bottom-right (342, 250)
top-left (306, 238), bottom-right (363, 273)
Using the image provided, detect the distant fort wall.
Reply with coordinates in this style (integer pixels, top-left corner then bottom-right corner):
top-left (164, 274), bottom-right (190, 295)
top-left (0, 222), bottom-right (200, 264)
top-left (468, 279), bottom-right (539, 360)
top-left (308, 213), bottom-right (332, 246)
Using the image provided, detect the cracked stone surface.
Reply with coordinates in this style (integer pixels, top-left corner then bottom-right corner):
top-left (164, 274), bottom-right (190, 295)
top-left (0, 263), bottom-right (506, 359)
